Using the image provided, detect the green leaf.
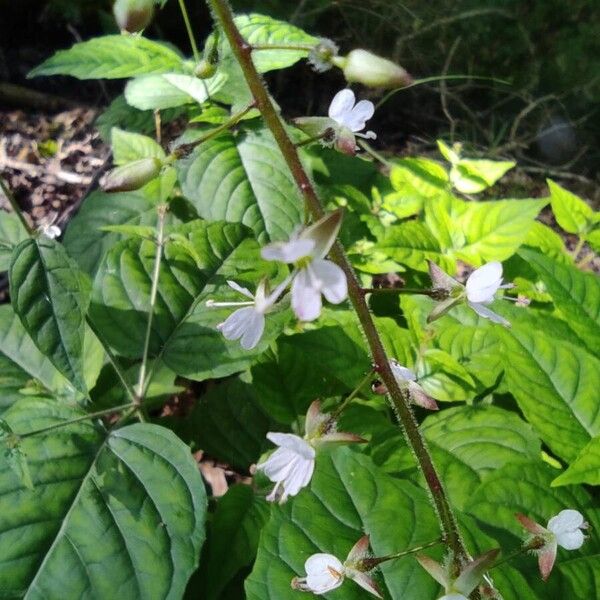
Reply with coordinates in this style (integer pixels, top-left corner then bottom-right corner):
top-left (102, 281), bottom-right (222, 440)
top-left (389, 158), bottom-right (449, 198)
top-left (552, 435), bottom-right (600, 487)
top-left (166, 377), bottom-right (272, 470)
top-left (585, 227), bottom-right (600, 253)
top-left (419, 405), bottom-right (540, 509)
top-left (198, 485), bottom-right (269, 600)
top-left (176, 125), bottom-right (303, 243)
top-left (63, 189), bottom-right (180, 276)
top-left (246, 448), bottom-right (441, 600)
top-left (497, 308), bottom-right (600, 462)
top-left (124, 72), bottom-right (227, 110)
top-left (10, 237), bottom-right (91, 393)
top-left (90, 220), bottom-right (286, 380)
top-left (522, 221), bottom-right (571, 263)
top-left (111, 128), bottom-right (165, 165)
top-left (519, 248), bottom-right (600, 355)
top-left (0, 212), bottom-right (29, 271)
top-left (0, 397), bottom-right (207, 598)
top-left (29, 35), bottom-right (184, 79)
top-left (548, 179), bottom-right (594, 235)
top-left (450, 158), bottom-right (515, 194)
top-left (417, 348), bottom-right (476, 402)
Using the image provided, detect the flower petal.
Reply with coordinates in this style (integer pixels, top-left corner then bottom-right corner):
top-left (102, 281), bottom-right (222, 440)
top-left (408, 381), bottom-right (439, 410)
top-left (390, 359), bottom-right (417, 382)
top-left (465, 262), bottom-right (503, 303)
top-left (240, 310), bottom-right (265, 349)
top-left (266, 432), bottom-right (316, 458)
top-left (416, 554), bottom-right (448, 587)
top-left (344, 99), bottom-right (375, 132)
top-left (328, 89), bottom-right (356, 123)
top-left (301, 210), bottom-right (342, 259)
top-left (305, 553), bottom-right (345, 593)
top-left (311, 259), bottom-right (348, 304)
top-left (257, 447), bottom-right (298, 481)
top-left (217, 306), bottom-right (256, 340)
top-left (468, 302), bottom-right (511, 327)
top-left (226, 280), bottom-right (254, 299)
top-left (555, 528), bottom-right (585, 550)
top-left (547, 509), bottom-right (585, 535)
top-left (292, 270), bottom-right (323, 321)
top-left (279, 456), bottom-right (314, 498)
top-left (261, 238), bottom-right (315, 263)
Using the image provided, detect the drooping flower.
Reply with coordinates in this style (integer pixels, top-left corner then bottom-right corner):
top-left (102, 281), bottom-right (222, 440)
top-left (417, 549), bottom-right (500, 600)
top-left (516, 509), bottom-right (587, 580)
top-left (207, 277), bottom-right (288, 350)
top-left (257, 400), bottom-right (364, 503)
top-left (261, 210), bottom-right (348, 322)
top-left (292, 536), bottom-right (382, 597)
top-left (426, 260), bottom-right (514, 327)
top-left (373, 360), bottom-right (438, 410)
top-left (293, 90), bottom-right (376, 155)
top-left (37, 216), bottom-right (61, 240)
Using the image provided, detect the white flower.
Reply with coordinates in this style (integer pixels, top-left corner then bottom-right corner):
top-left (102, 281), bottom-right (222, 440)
top-left (427, 260), bottom-right (514, 327)
top-left (547, 509), bottom-right (587, 550)
top-left (208, 278), bottom-right (287, 350)
top-left (375, 360), bottom-right (438, 410)
top-left (516, 509), bottom-right (587, 580)
top-left (256, 432), bottom-right (315, 503)
top-left (261, 211), bottom-right (347, 322)
top-left (37, 215), bottom-right (61, 239)
top-left (328, 89), bottom-right (377, 140)
top-left (292, 536), bottom-right (382, 597)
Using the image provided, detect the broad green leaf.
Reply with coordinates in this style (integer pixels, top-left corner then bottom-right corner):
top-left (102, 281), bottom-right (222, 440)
top-left (453, 198), bottom-right (547, 265)
top-left (389, 158), bottom-right (449, 198)
top-left (235, 14), bottom-right (317, 72)
top-left (548, 179), bottom-right (594, 235)
top-left (125, 72), bottom-right (227, 110)
top-left (177, 125), bottom-right (303, 243)
top-left (419, 405), bottom-right (540, 509)
top-left (417, 348), bottom-right (476, 402)
top-left (251, 312), bottom-right (370, 424)
top-left (436, 139), bottom-right (460, 164)
top-left (100, 224), bottom-right (156, 239)
top-left (519, 248), bottom-right (600, 355)
top-left (10, 238), bottom-right (91, 393)
top-left (552, 435), bottom-right (600, 487)
top-left (522, 221), bottom-right (571, 263)
top-left (166, 377), bottom-right (272, 470)
top-left (29, 35), bottom-right (184, 79)
top-left (0, 212), bottom-right (29, 271)
top-left (378, 221), bottom-right (455, 273)
top-left (0, 397), bottom-right (207, 598)
top-left (246, 448), bottom-right (441, 600)
top-left (497, 308), bottom-right (600, 462)
top-left (90, 220), bottom-right (286, 380)
top-left (63, 189), bottom-right (182, 276)
top-left (111, 127), bottom-right (165, 165)
top-left (450, 158), bottom-right (515, 194)
top-left (198, 485), bottom-right (269, 600)
top-left (585, 227), bottom-right (600, 253)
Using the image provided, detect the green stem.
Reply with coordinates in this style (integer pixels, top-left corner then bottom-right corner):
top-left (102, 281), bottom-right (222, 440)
top-left (178, 0), bottom-right (201, 63)
top-left (171, 103), bottom-right (256, 159)
top-left (19, 402), bottom-right (137, 439)
top-left (370, 538), bottom-right (444, 566)
top-left (489, 544), bottom-right (532, 571)
top-left (357, 139), bottom-right (392, 167)
top-left (136, 205), bottom-right (167, 405)
top-left (329, 370), bottom-right (374, 423)
top-left (207, 0), bottom-right (468, 568)
top-left (295, 130), bottom-right (331, 148)
top-left (251, 43), bottom-right (314, 52)
top-left (0, 177), bottom-right (33, 234)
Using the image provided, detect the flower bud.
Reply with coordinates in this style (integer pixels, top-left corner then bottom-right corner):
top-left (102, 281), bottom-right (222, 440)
top-left (113, 0), bottom-right (154, 33)
top-left (194, 59), bottom-right (217, 79)
top-left (334, 49), bottom-right (413, 89)
top-left (101, 157), bottom-right (163, 193)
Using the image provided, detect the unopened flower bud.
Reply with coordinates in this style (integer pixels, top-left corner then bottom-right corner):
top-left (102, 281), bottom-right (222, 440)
top-left (113, 0), bottom-right (154, 33)
top-left (334, 49), bottom-right (413, 89)
top-left (101, 157), bottom-right (163, 193)
top-left (194, 59), bottom-right (217, 79)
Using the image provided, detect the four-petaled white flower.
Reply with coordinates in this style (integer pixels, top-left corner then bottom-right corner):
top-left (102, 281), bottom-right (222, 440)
top-left (517, 509), bottom-right (587, 580)
top-left (427, 260), bottom-right (515, 327)
top-left (256, 432), bottom-right (315, 503)
top-left (373, 359), bottom-right (438, 410)
top-left (292, 536), bottom-right (382, 598)
top-left (208, 278), bottom-right (288, 350)
top-left (262, 210), bottom-right (348, 322)
top-left (417, 549), bottom-right (499, 600)
top-left (329, 89), bottom-right (376, 140)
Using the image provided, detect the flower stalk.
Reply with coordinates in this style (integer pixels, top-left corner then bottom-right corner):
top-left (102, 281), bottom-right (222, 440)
top-left (207, 0), bottom-right (469, 569)
top-left (0, 177), bottom-right (33, 235)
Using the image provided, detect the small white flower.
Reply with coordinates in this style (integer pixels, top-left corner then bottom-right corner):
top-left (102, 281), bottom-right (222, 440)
top-left (292, 536), bottom-right (382, 597)
top-left (547, 509), bottom-right (587, 551)
top-left (37, 215), bottom-right (61, 239)
top-left (261, 211), bottom-right (348, 322)
top-left (328, 89), bottom-right (376, 139)
top-left (256, 432), bottom-right (315, 503)
top-left (208, 278), bottom-right (287, 350)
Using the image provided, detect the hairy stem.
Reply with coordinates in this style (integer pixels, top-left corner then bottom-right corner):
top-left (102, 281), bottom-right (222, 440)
top-left (136, 205), bottom-right (167, 406)
top-left (0, 177), bottom-right (33, 234)
top-left (207, 0), bottom-right (468, 566)
top-left (19, 402), bottom-right (137, 439)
